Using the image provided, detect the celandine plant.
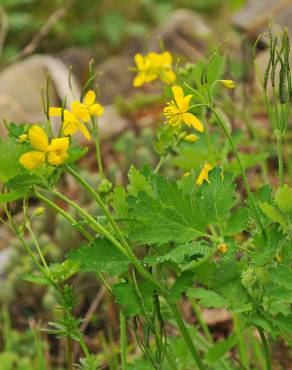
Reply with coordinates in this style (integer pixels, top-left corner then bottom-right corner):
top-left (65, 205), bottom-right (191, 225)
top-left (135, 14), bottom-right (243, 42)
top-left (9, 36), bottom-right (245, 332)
top-left (0, 35), bottom-right (292, 370)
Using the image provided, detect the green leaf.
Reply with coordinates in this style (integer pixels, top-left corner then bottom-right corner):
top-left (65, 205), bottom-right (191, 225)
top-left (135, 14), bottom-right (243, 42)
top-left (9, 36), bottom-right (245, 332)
top-left (68, 238), bottom-right (130, 276)
top-left (145, 242), bottom-right (208, 266)
top-left (198, 168), bottom-right (236, 225)
top-left (48, 260), bottom-right (80, 282)
top-left (22, 273), bottom-right (50, 285)
top-left (127, 174), bottom-right (206, 244)
top-left (0, 189), bottom-right (26, 203)
top-left (170, 271), bottom-right (194, 300)
top-left (259, 202), bottom-right (286, 225)
top-left (0, 139), bottom-right (26, 182)
top-left (112, 281), bottom-right (154, 317)
top-left (112, 186), bottom-right (128, 217)
top-left (127, 165), bottom-right (153, 197)
top-left (269, 265), bottom-right (292, 290)
top-left (275, 185), bottom-right (292, 215)
top-left (68, 145), bottom-right (88, 163)
top-left (187, 288), bottom-right (228, 308)
top-left (7, 173), bottom-right (43, 191)
top-left (225, 207), bottom-right (249, 235)
top-left (205, 334), bottom-right (237, 365)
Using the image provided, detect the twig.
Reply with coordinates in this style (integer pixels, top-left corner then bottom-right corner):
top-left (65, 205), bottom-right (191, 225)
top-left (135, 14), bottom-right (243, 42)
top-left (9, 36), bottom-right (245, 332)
top-left (6, 0), bottom-right (73, 65)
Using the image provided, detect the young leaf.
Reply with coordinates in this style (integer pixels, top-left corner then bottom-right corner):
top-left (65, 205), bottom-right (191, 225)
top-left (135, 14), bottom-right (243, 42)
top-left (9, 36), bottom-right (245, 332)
top-left (68, 238), bottom-right (130, 276)
top-left (275, 184), bottom-right (292, 215)
top-left (127, 165), bottom-right (153, 197)
top-left (112, 185), bottom-right (128, 217)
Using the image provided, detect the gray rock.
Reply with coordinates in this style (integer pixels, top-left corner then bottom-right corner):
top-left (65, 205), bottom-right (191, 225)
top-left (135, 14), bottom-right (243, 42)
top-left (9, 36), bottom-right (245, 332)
top-left (150, 9), bottom-right (213, 60)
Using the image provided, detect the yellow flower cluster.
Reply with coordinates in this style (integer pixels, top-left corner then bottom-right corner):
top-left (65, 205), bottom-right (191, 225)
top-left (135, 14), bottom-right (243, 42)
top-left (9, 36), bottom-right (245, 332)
top-left (133, 51), bottom-right (176, 87)
top-left (19, 125), bottom-right (69, 170)
top-left (19, 90), bottom-right (104, 170)
top-left (49, 90), bottom-right (104, 141)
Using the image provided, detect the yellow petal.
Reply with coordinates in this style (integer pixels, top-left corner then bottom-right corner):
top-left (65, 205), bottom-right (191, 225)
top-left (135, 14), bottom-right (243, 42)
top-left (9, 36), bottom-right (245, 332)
top-left (47, 151), bottom-right (69, 166)
top-left (172, 85), bottom-right (184, 108)
top-left (48, 137), bottom-right (69, 152)
top-left (84, 90), bottom-right (96, 106)
top-left (161, 51), bottom-right (172, 65)
top-left (182, 113), bottom-right (204, 132)
top-left (77, 122), bottom-right (91, 141)
top-left (62, 120), bottom-right (78, 136)
top-left (180, 95), bottom-right (192, 112)
top-left (89, 103), bottom-right (104, 116)
top-left (19, 151), bottom-right (45, 170)
top-left (71, 101), bottom-right (91, 122)
top-left (160, 69), bottom-right (176, 84)
top-left (196, 163), bottom-right (213, 185)
top-left (28, 125), bottom-right (49, 151)
top-left (134, 53), bottom-right (145, 69)
top-left (49, 107), bottom-right (62, 117)
top-left (133, 72), bottom-right (145, 87)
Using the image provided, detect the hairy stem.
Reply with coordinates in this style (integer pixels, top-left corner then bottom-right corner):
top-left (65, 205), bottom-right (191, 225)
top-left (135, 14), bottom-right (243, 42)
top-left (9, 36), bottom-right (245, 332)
top-left (120, 312), bottom-right (127, 370)
top-left (258, 329), bottom-right (272, 370)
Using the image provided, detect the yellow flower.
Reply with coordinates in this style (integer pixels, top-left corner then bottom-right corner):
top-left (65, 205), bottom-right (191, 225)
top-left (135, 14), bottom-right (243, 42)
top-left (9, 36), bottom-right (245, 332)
top-left (19, 125), bottom-right (69, 170)
top-left (196, 162), bottom-right (213, 185)
top-left (49, 104), bottom-right (91, 141)
top-left (133, 51), bottom-right (176, 87)
top-left (220, 80), bottom-right (235, 89)
top-left (82, 90), bottom-right (104, 117)
top-left (218, 243), bottom-right (228, 254)
top-left (184, 134), bottom-right (199, 142)
top-left (164, 85), bottom-right (204, 132)
top-left (133, 53), bottom-right (158, 87)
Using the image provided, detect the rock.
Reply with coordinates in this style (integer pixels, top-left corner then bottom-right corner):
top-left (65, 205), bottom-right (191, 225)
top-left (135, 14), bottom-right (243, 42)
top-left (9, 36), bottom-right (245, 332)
top-left (96, 54), bottom-right (134, 104)
top-left (0, 54), bottom-right (128, 143)
top-left (232, 0), bottom-right (292, 41)
top-left (0, 54), bottom-right (81, 136)
top-left (150, 9), bottom-right (213, 60)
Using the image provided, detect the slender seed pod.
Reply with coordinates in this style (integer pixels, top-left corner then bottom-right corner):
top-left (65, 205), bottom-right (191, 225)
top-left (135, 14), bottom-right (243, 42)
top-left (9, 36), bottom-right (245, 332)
top-left (277, 51), bottom-right (287, 104)
top-left (263, 28), bottom-right (274, 90)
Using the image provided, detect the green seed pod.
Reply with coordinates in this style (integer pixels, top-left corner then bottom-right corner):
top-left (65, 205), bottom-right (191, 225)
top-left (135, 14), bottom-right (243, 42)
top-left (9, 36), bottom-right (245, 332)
top-left (279, 62), bottom-right (287, 104)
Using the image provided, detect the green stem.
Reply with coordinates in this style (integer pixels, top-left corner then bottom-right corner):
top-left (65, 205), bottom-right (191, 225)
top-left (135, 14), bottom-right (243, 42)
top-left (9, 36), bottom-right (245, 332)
top-left (211, 108), bottom-right (266, 237)
top-left (233, 314), bottom-right (250, 370)
top-left (45, 188), bottom-right (206, 369)
top-left (67, 337), bottom-right (74, 370)
top-left (154, 156), bottom-right (165, 174)
top-left (168, 302), bottom-right (206, 370)
top-left (48, 188), bottom-right (168, 296)
top-left (258, 329), bottom-right (272, 370)
top-left (276, 133), bottom-right (284, 186)
top-left (120, 312), bottom-right (127, 370)
top-left (92, 117), bottom-right (104, 178)
top-left (25, 222), bottom-right (49, 272)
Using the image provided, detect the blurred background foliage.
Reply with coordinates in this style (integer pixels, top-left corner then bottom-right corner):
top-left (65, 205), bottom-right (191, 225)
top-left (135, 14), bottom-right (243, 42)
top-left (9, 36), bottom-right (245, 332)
top-left (1, 0), bottom-right (245, 62)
